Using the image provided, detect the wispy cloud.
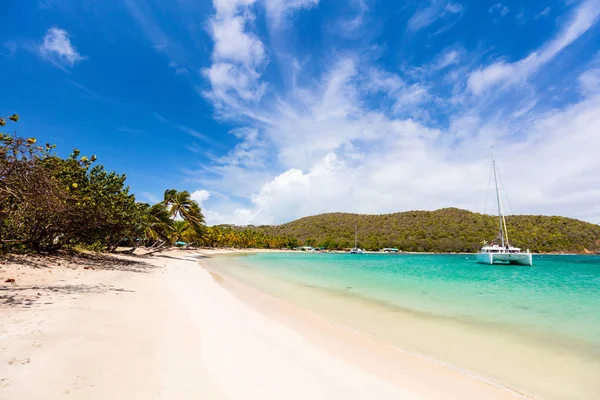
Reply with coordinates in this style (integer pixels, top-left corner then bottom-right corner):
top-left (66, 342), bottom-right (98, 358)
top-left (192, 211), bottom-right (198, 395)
top-left (468, 0), bottom-right (600, 95)
top-left (579, 68), bottom-right (600, 95)
top-left (38, 27), bottom-right (85, 69)
top-left (188, 0), bottom-right (600, 226)
top-left (489, 3), bottom-right (509, 17)
top-left (141, 192), bottom-right (160, 204)
top-left (263, 0), bottom-right (319, 28)
top-left (176, 125), bottom-right (221, 147)
top-left (116, 126), bottom-right (147, 134)
top-left (67, 80), bottom-right (115, 102)
top-left (516, 10), bottom-right (526, 24)
top-left (407, 1), bottom-right (464, 32)
top-left (535, 7), bottom-right (551, 20)
top-left (168, 61), bottom-right (188, 75)
top-left (1, 41), bottom-right (18, 57)
top-left (153, 112), bottom-right (169, 123)
top-left (121, 0), bottom-right (189, 68)
top-left (434, 49), bottom-right (461, 70)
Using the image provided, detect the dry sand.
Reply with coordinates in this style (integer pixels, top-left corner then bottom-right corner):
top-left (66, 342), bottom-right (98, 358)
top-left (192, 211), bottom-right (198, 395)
top-left (0, 249), bottom-right (527, 399)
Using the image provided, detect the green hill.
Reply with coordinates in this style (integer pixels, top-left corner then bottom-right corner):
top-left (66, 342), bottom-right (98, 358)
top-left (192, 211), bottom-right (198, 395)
top-left (244, 208), bottom-right (600, 253)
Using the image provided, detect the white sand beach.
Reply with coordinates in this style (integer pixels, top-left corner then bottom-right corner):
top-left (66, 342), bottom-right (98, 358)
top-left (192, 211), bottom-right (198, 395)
top-left (0, 250), bottom-right (527, 399)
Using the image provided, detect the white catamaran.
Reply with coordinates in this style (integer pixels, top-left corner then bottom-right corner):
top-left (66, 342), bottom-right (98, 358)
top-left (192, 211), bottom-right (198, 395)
top-left (476, 147), bottom-right (532, 266)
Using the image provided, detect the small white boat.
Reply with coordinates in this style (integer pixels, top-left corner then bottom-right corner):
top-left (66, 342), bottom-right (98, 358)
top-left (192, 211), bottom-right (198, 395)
top-left (477, 147), bottom-right (532, 266)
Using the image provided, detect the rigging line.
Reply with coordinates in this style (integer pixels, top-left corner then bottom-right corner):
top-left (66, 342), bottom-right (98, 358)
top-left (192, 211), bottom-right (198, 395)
top-left (496, 166), bottom-right (515, 216)
top-left (484, 162), bottom-right (494, 215)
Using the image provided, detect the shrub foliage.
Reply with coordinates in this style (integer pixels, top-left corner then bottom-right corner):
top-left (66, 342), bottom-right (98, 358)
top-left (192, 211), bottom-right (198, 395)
top-left (0, 117), bottom-right (294, 252)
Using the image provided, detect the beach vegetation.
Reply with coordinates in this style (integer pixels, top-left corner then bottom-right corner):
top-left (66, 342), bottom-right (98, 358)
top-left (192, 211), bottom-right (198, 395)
top-left (0, 119), bottom-right (295, 253)
top-left (2, 117), bottom-right (598, 254)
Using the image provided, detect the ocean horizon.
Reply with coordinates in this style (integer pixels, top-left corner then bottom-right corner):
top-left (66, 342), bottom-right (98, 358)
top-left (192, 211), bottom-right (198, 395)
top-left (206, 252), bottom-right (600, 400)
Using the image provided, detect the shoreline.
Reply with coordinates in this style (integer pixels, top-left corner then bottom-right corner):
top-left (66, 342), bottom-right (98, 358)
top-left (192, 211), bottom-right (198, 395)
top-left (0, 249), bottom-right (526, 399)
top-left (2, 248), bottom-right (597, 399)
top-left (202, 250), bottom-right (600, 400)
top-left (200, 254), bottom-right (535, 400)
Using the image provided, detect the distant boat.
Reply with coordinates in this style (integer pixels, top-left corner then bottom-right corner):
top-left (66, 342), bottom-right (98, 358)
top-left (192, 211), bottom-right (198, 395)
top-left (350, 224), bottom-right (363, 254)
top-left (476, 147), bottom-right (532, 266)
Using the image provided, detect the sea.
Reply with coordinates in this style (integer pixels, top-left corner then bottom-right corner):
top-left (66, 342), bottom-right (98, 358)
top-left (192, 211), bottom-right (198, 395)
top-left (204, 252), bottom-right (600, 400)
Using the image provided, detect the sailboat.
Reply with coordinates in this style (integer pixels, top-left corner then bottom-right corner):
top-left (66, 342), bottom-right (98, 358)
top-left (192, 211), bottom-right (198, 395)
top-left (350, 224), bottom-right (363, 254)
top-left (476, 147), bottom-right (532, 266)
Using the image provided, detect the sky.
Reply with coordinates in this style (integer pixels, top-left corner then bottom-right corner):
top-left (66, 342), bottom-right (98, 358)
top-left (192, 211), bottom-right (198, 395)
top-left (2, 0), bottom-right (600, 225)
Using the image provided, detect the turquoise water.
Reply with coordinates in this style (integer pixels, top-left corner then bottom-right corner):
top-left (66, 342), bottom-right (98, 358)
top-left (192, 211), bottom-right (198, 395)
top-left (208, 252), bottom-right (600, 399)
top-left (223, 253), bottom-right (600, 355)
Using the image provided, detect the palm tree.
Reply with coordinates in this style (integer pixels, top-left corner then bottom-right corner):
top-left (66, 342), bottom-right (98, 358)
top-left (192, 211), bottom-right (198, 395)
top-left (163, 189), bottom-right (205, 229)
top-left (170, 220), bottom-right (196, 244)
top-left (144, 203), bottom-right (174, 243)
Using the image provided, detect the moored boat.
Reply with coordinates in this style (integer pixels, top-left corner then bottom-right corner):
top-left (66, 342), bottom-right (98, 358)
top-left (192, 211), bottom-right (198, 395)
top-left (477, 147), bottom-right (532, 266)
top-left (349, 224), bottom-right (363, 254)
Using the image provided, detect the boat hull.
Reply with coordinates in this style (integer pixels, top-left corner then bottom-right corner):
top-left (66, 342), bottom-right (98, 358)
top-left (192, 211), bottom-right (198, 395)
top-left (476, 252), bottom-right (532, 266)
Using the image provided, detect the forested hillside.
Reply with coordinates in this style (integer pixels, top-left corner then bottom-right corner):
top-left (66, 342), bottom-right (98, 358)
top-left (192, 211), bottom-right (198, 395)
top-left (243, 208), bottom-right (600, 253)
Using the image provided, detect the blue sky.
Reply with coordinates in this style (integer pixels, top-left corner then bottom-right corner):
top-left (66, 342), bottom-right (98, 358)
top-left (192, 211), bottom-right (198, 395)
top-left (2, 0), bottom-right (600, 225)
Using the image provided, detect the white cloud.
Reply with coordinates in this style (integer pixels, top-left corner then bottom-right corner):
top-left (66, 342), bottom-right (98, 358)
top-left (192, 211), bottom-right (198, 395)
top-left (407, 1), bottom-right (464, 32)
top-left (210, 15), bottom-right (265, 67)
top-left (362, 68), bottom-right (404, 94)
top-left (194, 0), bottom-right (600, 227)
top-left (203, 0), bottom-right (269, 115)
top-left (203, 62), bottom-right (267, 104)
top-left (39, 27), bottom-right (85, 68)
top-left (468, 62), bottom-right (516, 95)
top-left (468, 0), bottom-right (600, 94)
top-left (392, 84), bottom-right (430, 112)
top-left (201, 90), bottom-right (600, 225)
top-left (191, 190), bottom-right (211, 205)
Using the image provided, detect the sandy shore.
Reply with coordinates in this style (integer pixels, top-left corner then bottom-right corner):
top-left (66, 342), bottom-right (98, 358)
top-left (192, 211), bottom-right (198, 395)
top-left (0, 249), bottom-right (526, 399)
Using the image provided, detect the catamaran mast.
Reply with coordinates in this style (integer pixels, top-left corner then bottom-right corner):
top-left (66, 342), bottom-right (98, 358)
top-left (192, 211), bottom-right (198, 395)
top-left (492, 146), bottom-right (505, 247)
top-left (491, 146), bottom-right (510, 247)
top-left (354, 223), bottom-right (358, 248)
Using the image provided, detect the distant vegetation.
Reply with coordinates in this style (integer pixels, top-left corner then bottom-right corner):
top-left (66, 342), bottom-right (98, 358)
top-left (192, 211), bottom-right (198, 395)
top-left (3, 115), bottom-right (598, 254)
top-left (241, 209), bottom-right (600, 253)
top-left (0, 117), bottom-right (294, 253)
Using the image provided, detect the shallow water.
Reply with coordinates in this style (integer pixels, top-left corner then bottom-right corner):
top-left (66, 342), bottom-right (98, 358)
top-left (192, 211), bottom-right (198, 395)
top-left (205, 253), bottom-right (600, 400)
